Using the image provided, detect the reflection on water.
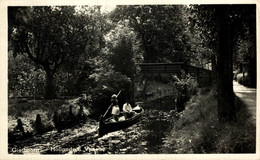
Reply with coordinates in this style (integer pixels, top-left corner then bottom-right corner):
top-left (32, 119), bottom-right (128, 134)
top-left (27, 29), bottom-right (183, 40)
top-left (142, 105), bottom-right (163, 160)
top-left (138, 117), bottom-right (170, 153)
top-left (125, 97), bottom-right (174, 154)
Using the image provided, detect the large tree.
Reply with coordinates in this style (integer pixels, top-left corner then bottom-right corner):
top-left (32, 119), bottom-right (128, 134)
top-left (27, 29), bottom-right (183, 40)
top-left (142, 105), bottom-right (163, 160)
top-left (104, 22), bottom-right (143, 104)
top-left (215, 6), bottom-right (236, 122)
top-left (9, 6), bottom-right (105, 99)
top-left (110, 5), bottom-right (191, 63)
top-left (191, 4), bottom-right (256, 122)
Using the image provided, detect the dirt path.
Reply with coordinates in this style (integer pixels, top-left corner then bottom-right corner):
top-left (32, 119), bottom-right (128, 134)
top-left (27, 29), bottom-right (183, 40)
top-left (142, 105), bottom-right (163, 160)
top-left (233, 81), bottom-right (256, 124)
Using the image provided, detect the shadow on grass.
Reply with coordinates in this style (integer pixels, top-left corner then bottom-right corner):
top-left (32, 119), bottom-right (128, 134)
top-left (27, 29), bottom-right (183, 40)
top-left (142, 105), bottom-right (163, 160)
top-left (203, 95), bottom-right (256, 153)
top-left (235, 95), bottom-right (255, 125)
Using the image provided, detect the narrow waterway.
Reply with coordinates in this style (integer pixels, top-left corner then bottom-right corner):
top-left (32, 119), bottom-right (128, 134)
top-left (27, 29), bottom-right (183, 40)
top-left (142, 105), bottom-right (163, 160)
top-left (136, 114), bottom-right (171, 153)
top-left (9, 97), bottom-right (175, 154)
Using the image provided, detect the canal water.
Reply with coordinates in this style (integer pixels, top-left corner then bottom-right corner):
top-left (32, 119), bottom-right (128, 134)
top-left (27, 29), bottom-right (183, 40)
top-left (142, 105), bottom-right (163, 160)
top-left (125, 97), bottom-right (174, 153)
top-left (9, 97), bottom-right (175, 154)
top-left (136, 113), bottom-right (171, 153)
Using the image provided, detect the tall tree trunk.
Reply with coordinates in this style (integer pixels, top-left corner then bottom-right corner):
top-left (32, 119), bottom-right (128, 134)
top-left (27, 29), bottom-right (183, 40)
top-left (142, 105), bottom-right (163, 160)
top-left (45, 69), bottom-right (57, 99)
top-left (129, 78), bottom-right (135, 106)
top-left (215, 6), bottom-right (236, 122)
top-left (211, 54), bottom-right (217, 84)
top-left (248, 58), bottom-right (256, 87)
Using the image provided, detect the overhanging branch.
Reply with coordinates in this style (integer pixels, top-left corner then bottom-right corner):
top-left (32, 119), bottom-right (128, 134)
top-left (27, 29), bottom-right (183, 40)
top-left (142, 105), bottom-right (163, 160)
top-left (23, 40), bottom-right (46, 66)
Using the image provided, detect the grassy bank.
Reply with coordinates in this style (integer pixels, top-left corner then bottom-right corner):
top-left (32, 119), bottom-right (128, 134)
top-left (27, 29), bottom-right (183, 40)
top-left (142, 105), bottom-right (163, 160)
top-left (162, 89), bottom-right (256, 153)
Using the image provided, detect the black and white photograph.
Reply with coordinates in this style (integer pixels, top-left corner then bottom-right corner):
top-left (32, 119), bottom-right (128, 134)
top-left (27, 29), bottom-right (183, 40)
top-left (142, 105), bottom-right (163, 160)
top-left (1, 1), bottom-right (258, 159)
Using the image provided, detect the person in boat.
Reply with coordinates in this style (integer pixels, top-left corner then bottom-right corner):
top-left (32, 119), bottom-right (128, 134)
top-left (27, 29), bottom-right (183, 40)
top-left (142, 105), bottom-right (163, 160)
top-left (111, 94), bottom-right (120, 121)
top-left (111, 94), bottom-right (118, 103)
top-left (122, 99), bottom-right (135, 119)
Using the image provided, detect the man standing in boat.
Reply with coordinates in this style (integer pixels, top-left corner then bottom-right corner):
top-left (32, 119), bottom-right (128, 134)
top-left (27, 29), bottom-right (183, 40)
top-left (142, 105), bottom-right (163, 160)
top-left (111, 94), bottom-right (120, 121)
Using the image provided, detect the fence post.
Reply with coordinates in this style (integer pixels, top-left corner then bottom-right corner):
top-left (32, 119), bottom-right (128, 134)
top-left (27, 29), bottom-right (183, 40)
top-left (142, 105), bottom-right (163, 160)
top-left (79, 105), bottom-right (84, 118)
top-left (69, 105), bottom-right (73, 117)
top-left (16, 118), bottom-right (25, 135)
top-left (53, 111), bottom-right (62, 132)
top-left (35, 114), bottom-right (43, 133)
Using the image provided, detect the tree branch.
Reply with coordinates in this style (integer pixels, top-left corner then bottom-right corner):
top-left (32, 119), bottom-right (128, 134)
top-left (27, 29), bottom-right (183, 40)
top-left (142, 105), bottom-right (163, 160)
top-left (23, 40), bottom-right (46, 66)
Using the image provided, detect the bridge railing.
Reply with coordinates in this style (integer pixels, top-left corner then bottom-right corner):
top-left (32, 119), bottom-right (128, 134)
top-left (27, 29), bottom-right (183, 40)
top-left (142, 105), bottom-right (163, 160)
top-left (137, 62), bottom-right (212, 87)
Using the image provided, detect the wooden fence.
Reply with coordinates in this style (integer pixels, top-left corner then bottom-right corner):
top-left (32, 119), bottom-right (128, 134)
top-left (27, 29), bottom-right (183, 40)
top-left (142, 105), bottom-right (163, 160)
top-left (137, 62), bottom-right (212, 87)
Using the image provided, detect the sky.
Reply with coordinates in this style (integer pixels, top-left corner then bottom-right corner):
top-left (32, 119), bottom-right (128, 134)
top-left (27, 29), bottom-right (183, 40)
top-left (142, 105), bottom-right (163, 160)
top-left (75, 5), bottom-right (116, 14)
top-left (100, 5), bottom-right (116, 13)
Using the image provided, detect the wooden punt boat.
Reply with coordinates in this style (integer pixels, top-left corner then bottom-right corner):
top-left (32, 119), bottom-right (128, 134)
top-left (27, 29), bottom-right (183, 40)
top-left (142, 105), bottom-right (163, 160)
top-left (98, 107), bottom-right (144, 137)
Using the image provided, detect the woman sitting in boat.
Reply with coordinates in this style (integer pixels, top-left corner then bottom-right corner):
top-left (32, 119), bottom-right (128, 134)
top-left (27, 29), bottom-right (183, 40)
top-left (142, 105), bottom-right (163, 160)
top-left (122, 99), bottom-right (135, 119)
top-left (111, 94), bottom-right (120, 121)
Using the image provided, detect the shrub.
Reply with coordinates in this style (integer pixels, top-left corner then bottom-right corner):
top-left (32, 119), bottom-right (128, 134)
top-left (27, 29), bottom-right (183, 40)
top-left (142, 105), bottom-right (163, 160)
top-left (162, 89), bottom-right (217, 153)
top-left (237, 72), bottom-right (250, 86)
top-left (172, 70), bottom-right (198, 112)
top-left (9, 68), bottom-right (46, 98)
top-left (237, 73), bottom-right (243, 84)
top-left (90, 70), bottom-right (131, 117)
top-left (30, 112), bottom-right (55, 134)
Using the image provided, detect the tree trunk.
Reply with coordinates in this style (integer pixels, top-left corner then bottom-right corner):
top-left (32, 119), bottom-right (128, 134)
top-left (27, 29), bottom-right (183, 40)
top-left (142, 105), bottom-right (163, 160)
top-left (45, 69), bottom-right (57, 99)
top-left (211, 54), bottom-right (217, 84)
top-left (130, 76), bottom-right (136, 106)
top-left (215, 6), bottom-right (236, 122)
top-left (248, 58), bottom-right (256, 87)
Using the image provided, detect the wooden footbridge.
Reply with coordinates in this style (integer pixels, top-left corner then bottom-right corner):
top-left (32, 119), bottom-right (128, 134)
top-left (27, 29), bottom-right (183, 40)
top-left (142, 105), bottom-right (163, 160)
top-left (137, 62), bottom-right (212, 86)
